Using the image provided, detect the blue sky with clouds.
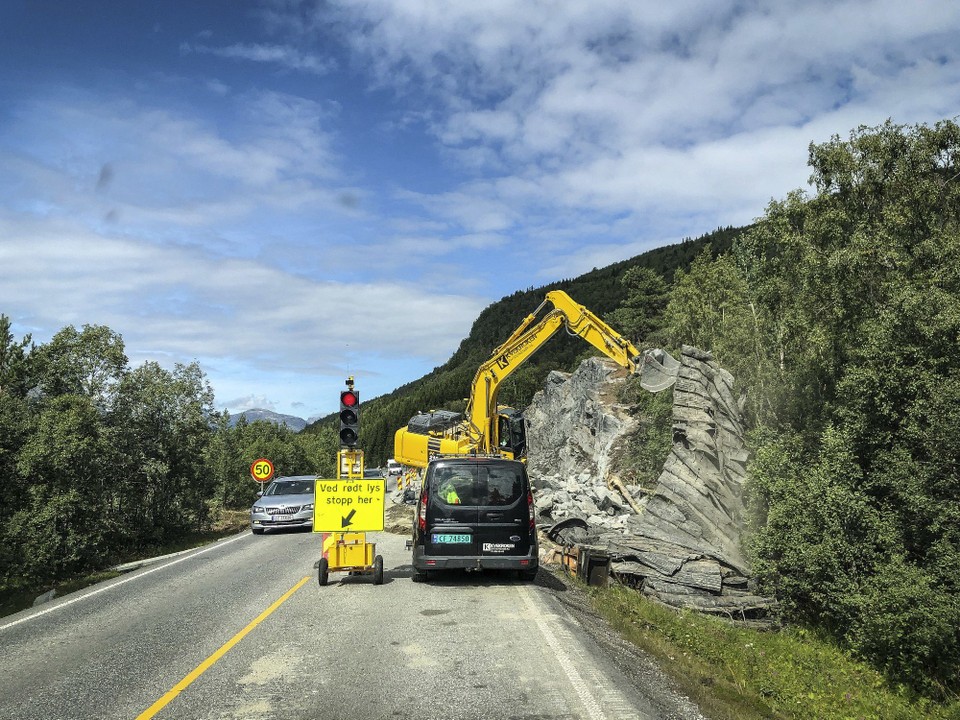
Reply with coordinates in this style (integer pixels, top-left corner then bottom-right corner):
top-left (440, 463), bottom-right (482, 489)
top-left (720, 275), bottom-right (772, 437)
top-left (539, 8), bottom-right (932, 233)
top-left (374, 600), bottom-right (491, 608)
top-left (2, 0), bottom-right (959, 421)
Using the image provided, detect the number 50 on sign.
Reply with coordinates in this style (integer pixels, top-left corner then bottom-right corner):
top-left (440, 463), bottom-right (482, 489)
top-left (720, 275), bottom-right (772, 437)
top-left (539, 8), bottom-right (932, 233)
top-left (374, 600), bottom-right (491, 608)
top-left (251, 458), bottom-right (274, 482)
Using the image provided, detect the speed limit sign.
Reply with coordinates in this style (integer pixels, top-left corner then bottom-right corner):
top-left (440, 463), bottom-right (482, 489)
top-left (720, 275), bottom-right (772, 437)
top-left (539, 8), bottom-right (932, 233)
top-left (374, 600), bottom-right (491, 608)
top-left (250, 458), bottom-right (275, 482)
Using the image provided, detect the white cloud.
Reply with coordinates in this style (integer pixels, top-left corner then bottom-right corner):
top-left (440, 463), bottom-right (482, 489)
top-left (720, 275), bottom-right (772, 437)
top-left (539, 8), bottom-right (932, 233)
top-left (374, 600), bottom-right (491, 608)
top-left (182, 42), bottom-right (337, 75)
top-left (0, 83), bottom-right (491, 414)
top-left (0, 213), bottom-right (485, 403)
top-left (318, 0), bottom-right (960, 198)
top-left (7, 0), bottom-right (960, 414)
top-left (221, 394), bottom-right (276, 413)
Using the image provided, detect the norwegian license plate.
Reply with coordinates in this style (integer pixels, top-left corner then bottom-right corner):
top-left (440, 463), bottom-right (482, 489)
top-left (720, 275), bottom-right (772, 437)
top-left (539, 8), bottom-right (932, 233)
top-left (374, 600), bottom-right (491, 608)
top-left (432, 533), bottom-right (471, 544)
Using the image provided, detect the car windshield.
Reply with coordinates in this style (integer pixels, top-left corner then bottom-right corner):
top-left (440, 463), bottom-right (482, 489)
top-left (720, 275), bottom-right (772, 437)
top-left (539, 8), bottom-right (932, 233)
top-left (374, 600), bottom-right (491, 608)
top-left (265, 480), bottom-right (313, 496)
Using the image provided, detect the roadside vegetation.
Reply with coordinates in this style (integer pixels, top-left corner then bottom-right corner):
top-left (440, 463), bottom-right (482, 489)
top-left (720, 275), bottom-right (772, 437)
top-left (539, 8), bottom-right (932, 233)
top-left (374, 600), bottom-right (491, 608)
top-left (589, 583), bottom-right (960, 720)
top-left (651, 120), bottom-right (960, 705)
top-left (0, 507), bottom-right (250, 619)
top-left (0, 327), bottom-right (339, 613)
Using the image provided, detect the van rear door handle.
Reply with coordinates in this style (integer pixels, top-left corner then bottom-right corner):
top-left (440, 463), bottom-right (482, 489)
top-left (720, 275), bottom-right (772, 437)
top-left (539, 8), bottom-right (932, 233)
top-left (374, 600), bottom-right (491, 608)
top-left (485, 512), bottom-right (503, 519)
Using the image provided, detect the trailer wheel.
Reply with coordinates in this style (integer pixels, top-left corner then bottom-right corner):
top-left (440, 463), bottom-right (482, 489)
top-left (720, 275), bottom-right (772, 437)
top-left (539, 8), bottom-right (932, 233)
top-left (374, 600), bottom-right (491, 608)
top-left (318, 558), bottom-right (329, 586)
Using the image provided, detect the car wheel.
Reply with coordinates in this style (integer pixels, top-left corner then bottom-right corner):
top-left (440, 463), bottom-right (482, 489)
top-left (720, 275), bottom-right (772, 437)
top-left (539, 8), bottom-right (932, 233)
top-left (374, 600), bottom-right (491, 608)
top-left (318, 558), bottom-right (329, 586)
top-left (373, 555), bottom-right (384, 585)
top-left (519, 568), bottom-right (538, 581)
top-left (251, 527), bottom-right (265, 535)
top-left (411, 569), bottom-right (429, 583)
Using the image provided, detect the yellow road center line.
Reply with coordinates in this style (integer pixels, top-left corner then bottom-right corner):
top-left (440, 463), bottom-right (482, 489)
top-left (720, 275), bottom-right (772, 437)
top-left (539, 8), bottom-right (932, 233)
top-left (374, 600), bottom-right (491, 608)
top-left (137, 575), bottom-right (311, 720)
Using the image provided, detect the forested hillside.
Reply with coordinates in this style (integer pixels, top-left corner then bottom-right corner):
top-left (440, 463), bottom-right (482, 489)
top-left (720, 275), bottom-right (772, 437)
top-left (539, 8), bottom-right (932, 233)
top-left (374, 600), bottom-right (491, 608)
top-left (303, 225), bottom-right (745, 464)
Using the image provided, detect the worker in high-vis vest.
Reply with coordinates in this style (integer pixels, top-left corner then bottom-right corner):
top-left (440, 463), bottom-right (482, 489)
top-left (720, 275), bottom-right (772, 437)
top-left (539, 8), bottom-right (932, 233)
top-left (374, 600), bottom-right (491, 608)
top-left (441, 481), bottom-right (461, 504)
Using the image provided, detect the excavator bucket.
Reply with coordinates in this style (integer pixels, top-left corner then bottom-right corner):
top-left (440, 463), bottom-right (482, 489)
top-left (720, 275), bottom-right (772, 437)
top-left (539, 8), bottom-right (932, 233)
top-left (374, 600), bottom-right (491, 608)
top-left (639, 348), bottom-right (680, 392)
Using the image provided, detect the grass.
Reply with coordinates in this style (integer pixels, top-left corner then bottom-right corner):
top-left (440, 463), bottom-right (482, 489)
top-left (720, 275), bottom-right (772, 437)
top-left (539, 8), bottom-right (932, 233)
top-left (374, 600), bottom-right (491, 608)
top-left (588, 583), bottom-right (960, 720)
top-left (0, 508), bottom-right (250, 620)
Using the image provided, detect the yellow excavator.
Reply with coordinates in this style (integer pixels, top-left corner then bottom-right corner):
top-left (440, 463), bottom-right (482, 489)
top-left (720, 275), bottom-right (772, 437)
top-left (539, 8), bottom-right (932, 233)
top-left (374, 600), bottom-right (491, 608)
top-left (394, 290), bottom-right (646, 469)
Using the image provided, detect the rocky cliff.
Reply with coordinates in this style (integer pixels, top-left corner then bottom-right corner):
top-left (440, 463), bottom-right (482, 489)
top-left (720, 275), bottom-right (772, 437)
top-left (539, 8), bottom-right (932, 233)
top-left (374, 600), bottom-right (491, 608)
top-left (525, 347), bottom-right (773, 619)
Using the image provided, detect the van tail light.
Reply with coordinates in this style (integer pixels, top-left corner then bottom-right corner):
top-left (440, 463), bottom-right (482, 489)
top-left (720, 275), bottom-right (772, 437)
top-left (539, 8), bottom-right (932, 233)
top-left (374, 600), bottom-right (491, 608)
top-left (418, 489), bottom-right (428, 532)
top-left (527, 489), bottom-right (535, 530)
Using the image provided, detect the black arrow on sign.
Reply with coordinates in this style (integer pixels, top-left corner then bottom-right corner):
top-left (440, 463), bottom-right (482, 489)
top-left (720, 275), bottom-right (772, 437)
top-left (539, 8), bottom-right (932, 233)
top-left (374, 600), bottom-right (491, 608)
top-left (341, 509), bottom-right (356, 528)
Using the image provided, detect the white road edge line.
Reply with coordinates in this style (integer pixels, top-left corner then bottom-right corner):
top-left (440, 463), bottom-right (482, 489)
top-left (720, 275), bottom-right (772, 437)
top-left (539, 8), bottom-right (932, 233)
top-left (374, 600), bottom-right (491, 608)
top-left (519, 584), bottom-right (607, 720)
top-left (0, 533), bottom-right (251, 633)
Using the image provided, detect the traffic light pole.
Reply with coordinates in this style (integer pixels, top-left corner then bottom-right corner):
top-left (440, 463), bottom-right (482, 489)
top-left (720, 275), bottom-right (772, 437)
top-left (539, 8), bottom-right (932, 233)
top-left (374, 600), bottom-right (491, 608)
top-left (319, 378), bottom-right (384, 586)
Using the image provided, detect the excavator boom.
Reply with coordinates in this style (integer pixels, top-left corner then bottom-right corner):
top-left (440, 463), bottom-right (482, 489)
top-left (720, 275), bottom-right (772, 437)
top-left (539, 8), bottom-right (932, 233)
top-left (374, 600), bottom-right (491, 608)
top-left (395, 290), bottom-right (644, 467)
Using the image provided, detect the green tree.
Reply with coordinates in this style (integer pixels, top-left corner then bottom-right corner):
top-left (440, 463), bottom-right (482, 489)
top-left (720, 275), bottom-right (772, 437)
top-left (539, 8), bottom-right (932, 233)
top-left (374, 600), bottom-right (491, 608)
top-left (111, 361), bottom-right (216, 545)
top-left (740, 119), bottom-right (960, 695)
top-left (660, 249), bottom-right (777, 425)
top-left (0, 317), bottom-right (33, 573)
top-left (606, 266), bottom-right (669, 344)
top-left (32, 324), bottom-right (127, 408)
top-left (12, 394), bottom-right (119, 582)
top-left (297, 423), bottom-right (338, 478)
top-left (205, 411), bottom-right (248, 509)
top-left (0, 392), bottom-right (32, 585)
top-left (0, 315), bottom-right (32, 398)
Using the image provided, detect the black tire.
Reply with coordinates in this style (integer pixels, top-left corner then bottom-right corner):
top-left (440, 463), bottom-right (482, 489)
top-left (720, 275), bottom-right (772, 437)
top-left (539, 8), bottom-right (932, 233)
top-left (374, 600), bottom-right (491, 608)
top-left (251, 527), bottom-right (265, 535)
top-left (411, 569), bottom-right (428, 583)
top-left (318, 558), bottom-right (329, 586)
top-left (519, 567), bottom-right (538, 582)
top-left (373, 555), bottom-right (384, 585)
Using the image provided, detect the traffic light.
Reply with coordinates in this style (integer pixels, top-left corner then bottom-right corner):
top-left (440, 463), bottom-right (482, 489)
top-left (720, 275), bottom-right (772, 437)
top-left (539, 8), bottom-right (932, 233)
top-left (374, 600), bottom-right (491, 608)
top-left (339, 388), bottom-right (359, 447)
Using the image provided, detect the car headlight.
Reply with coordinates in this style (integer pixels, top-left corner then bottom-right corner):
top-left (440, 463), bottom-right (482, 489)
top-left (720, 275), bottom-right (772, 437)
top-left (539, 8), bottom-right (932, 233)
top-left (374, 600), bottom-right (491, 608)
top-left (253, 505), bottom-right (265, 513)
top-left (301, 503), bottom-right (314, 511)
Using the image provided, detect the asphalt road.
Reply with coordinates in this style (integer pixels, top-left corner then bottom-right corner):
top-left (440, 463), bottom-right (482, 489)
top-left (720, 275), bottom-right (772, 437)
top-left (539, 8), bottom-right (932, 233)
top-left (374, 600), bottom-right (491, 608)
top-left (0, 524), bottom-right (704, 720)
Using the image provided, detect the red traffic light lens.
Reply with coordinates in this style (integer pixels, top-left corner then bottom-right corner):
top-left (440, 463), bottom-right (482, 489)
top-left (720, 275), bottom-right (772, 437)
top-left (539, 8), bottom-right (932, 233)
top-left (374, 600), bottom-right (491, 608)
top-left (340, 391), bottom-right (358, 407)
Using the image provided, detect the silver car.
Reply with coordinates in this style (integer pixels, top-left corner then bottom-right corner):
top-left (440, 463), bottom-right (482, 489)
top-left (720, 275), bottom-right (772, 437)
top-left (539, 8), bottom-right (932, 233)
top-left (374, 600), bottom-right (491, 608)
top-left (250, 475), bottom-right (316, 534)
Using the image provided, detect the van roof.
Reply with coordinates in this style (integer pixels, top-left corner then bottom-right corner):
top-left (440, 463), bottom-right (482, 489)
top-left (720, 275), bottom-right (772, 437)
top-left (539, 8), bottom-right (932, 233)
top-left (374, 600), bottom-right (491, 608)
top-left (429, 456), bottom-right (522, 466)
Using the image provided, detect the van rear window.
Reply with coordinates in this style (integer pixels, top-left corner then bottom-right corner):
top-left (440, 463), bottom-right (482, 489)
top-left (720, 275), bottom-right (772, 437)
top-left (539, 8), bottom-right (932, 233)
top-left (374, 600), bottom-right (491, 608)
top-left (430, 464), bottom-right (524, 506)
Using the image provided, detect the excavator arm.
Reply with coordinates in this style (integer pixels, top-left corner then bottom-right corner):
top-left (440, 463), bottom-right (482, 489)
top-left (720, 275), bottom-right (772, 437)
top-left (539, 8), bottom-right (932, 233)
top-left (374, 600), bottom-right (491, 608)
top-left (394, 289), bottom-right (645, 468)
top-left (463, 290), bottom-right (644, 453)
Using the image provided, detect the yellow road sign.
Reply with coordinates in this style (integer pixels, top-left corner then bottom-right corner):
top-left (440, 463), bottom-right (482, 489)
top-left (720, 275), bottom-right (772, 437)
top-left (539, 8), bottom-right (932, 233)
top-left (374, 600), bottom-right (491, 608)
top-left (313, 478), bottom-right (385, 533)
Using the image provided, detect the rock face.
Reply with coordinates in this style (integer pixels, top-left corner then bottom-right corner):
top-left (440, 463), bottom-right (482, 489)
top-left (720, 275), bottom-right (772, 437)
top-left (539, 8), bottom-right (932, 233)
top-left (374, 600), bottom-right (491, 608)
top-left (526, 346), bottom-right (773, 618)
top-left (525, 357), bottom-right (641, 534)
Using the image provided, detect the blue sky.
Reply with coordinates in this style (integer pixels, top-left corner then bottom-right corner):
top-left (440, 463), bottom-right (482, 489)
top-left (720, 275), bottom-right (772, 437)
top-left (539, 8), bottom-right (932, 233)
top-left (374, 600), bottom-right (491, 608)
top-left (2, 0), bottom-right (959, 421)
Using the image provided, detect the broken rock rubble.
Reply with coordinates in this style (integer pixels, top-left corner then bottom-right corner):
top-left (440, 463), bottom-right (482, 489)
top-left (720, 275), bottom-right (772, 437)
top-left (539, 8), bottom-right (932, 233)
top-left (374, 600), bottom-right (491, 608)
top-left (525, 348), bottom-right (775, 619)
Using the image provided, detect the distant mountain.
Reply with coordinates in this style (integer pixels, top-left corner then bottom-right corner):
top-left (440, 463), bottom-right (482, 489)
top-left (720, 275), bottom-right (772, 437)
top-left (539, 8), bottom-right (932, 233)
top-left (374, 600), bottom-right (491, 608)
top-left (228, 408), bottom-right (307, 432)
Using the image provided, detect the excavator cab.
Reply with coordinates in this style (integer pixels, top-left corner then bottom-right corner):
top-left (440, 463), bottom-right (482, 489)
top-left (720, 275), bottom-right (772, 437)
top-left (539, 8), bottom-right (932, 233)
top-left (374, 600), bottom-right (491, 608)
top-left (496, 408), bottom-right (526, 459)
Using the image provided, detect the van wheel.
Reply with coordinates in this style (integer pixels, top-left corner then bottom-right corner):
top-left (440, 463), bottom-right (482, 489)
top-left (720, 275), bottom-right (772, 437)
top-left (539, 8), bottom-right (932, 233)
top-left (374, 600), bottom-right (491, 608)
top-left (373, 556), bottom-right (384, 585)
top-left (412, 569), bottom-right (429, 583)
top-left (318, 558), bottom-right (329, 586)
top-left (519, 568), bottom-right (538, 581)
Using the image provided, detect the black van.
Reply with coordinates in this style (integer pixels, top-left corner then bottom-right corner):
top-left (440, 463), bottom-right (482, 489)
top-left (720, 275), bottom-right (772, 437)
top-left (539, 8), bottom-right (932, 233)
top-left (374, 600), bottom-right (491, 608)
top-left (411, 457), bottom-right (538, 582)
